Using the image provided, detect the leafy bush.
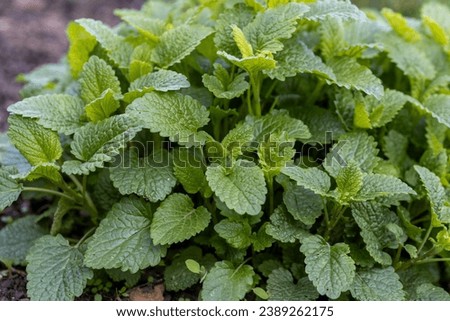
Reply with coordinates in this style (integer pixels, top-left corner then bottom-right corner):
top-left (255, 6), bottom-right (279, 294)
top-left (1, 0), bottom-right (450, 301)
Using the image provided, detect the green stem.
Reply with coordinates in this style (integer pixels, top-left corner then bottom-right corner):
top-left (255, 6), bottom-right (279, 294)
top-left (23, 187), bottom-right (76, 202)
top-left (417, 223), bottom-right (433, 255)
top-left (250, 73), bottom-right (261, 117)
top-left (265, 173), bottom-right (274, 215)
top-left (322, 198), bottom-right (330, 228)
top-left (307, 79), bottom-right (325, 106)
top-left (68, 174), bottom-right (83, 192)
top-left (75, 227), bottom-right (96, 248)
top-left (416, 257), bottom-right (450, 265)
top-left (246, 88), bottom-right (253, 115)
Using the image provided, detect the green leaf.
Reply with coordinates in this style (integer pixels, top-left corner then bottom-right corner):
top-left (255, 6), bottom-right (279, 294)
top-left (355, 174), bottom-right (416, 201)
top-left (124, 70), bottom-right (190, 102)
top-left (335, 162), bottom-right (364, 203)
top-left (206, 160), bottom-right (267, 215)
top-left (0, 134), bottom-right (31, 174)
top-left (126, 92), bottom-right (209, 142)
top-left (66, 21), bottom-right (97, 77)
top-left (12, 163), bottom-right (63, 185)
top-left (232, 25), bottom-right (254, 57)
top-left (221, 123), bottom-right (254, 159)
top-left (283, 182), bottom-right (323, 225)
top-left (62, 115), bottom-right (141, 175)
top-left (351, 267), bottom-right (405, 300)
top-left (219, 51), bottom-right (276, 74)
top-left (26, 235), bottom-right (93, 300)
top-left (301, 235), bottom-right (355, 299)
top-left (151, 193), bottom-right (211, 245)
top-left (266, 206), bottom-right (310, 243)
top-left (214, 219), bottom-right (252, 249)
top-left (415, 283), bottom-right (450, 301)
top-left (84, 197), bottom-right (165, 273)
top-left (7, 94), bottom-right (86, 135)
top-left (324, 131), bottom-right (379, 177)
top-left (173, 148), bottom-right (208, 195)
top-left (116, 12), bottom-right (165, 42)
top-left (281, 166), bottom-right (331, 196)
top-left (0, 216), bottom-right (46, 266)
top-left (414, 165), bottom-right (450, 224)
top-left (8, 115), bottom-right (62, 166)
top-left (382, 8), bottom-right (421, 42)
top-left (304, 0), bottom-right (366, 21)
top-left (110, 150), bottom-right (176, 202)
top-left (267, 268), bottom-right (319, 301)
top-left (201, 261), bottom-right (254, 301)
top-left (328, 57), bottom-right (384, 99)
top-left (297, 106), bottom-right (345, 144)
top-left (151, 24), bottom-right (212, 68)
top-left (164, 246), bottom-right (202, 292)
top-left (423, 94), bottom-right (450, 128)
top-left (106, 269), bottom-right (141, 288)
top-left (0, 168), bottom-right (23, 211)
top-left (85, 89), bottom-right (120, 122)
top-left (202, 64), bottom-right (249, 99)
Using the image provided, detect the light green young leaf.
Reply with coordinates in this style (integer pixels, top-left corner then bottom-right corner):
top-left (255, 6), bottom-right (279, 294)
top-left (12, 163), bottom-right (63, 185)
top-left (151, 193), bottom-right (211, 245)
top-left (214, 219), bottom-right (252, 249)
top-left (85, 89), bottom-right (120, 122)
top-left (267, 268), bottom-right (319, 301)
top-left (206, 160), bottom-right (267, 215)
top-left (7, 94), bottom-right (86, 135)
top-left (266, 205), bottom-right (310, 243)
top-left (126, 92), bottom-right (209, 142)
top-left (173, 148), bottom-right (209, 195)
top-left (324, 131), bottom-right (379, 177)
top-left (62, 115), bottom-right (141, 175)
top-left (202, 64), bottom-right (249, 99)
top-left (335, 162), bottom-right (364, 203)
top-left (283, 182), bottom-right (323, 226)
top-left (219, 51), bottom-right (276, 74)
top-left (0, 168), bottom-right (23, 212)
top-left (151, 24), bottom-right (212, 68)
top-left (232, 25), bottom-right (254, 57)
top-left (117, 12), bottom-right (165, 42)
top-left (26, 235), bottom-right (93, 300)
top-left (201, 261), bottom-right (254, 301)
top-left (355, 174), bottom-right (416, 201)
top-left (124, 70), bottom-right (190, 102)
top-left (382, 8), bottom-right (421, 42)
top-left (0, 216), bottom-right (46, 266)
top-left (66, 21), bottom-right (97, 78)
top-left (351, 267), bottom-right (405, 300)
top-left (164, 246), bottom-right (202, 292)
top-left (84, 197), bottom-right (165, 273)
top-left (300, 235), bottom-right (355, 299)
top-left (281, 166), bottom-right (331, 196)
top-left (304, 0), bottom-right (366, 22)
top-left (8, 115), bottom-right (62, 166)
top-left (110, 151), bottom-right (176, 202)
top-left (423, 94), bottom-right (450, 128)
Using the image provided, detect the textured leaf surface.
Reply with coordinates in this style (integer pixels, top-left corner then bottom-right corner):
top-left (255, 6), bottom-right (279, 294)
top-left (0, 168), bottom-right (23, 211)
top-left (267, 268), bottom-right (319, 301)
top-left (214, 219), bottom-right (252, 249)
top-left (304, 0), bottom-right (366, 21)
top-left (335, 162), bottom-right (363, 203)
top-left (67, 21), bottom-right (96, 77)
top-left (8, 115), bottom-right (62, 166)
top-left (126, 92), bottom-right (209, 142)
top-left (110, 151), bottom-right (176, 202)
top-left (351, 267), bottom-right (405, 300)
top-left (266, 206), bottom-right (309, 243)
top-left (7, 94), bottom-right (85, 135)
top-left (151, 193), bottom-right (211, 245)
top-left (201, 261), bottom-right (254, 301)
top-left (281, 166), bottom-right (330, 196)
top-left (206, 160), bottom-right (267, 215)
top-left (85, 197), bottom-right (165, 273)
top-left (219, 51), bottom-right (276, 74)
top-left (356, 174), bottom-right (416, 201)
top-left (164, 246), bottom-right (202, 292)
top-left (26, 235), bottom-right (93, 300)
top-left (415, 283), bottom-right (450, 301)
top-left (283, 183), bottom-right (323, 225)
top-left (0, 216), bottom-right (46, 265)
top-left (202, 64), bottom-right (249, 99)
top-left (173, 148), bottom-right (208, 195)
top-left (424, 94), bottom-right (450, 128)
top-left (300, 235), bottom-right (355, 299)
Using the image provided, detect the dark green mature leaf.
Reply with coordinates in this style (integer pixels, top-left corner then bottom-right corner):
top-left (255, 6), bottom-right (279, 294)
top-left (27, 235), bottom-right (93, 300)
top-left (304, 0), bottom-right (366, 21)
top-left (355, 174), bottom-right (416, 201)
top-left (266, 206), bottom-right (310, 243)
top-left (215, 219), bottom-right (252, 249)
top-left (267, 268), bottom-right (319, 301)
top-left (164, 246), bottom-right (202, 292)
top-left (281, 166), bottom-right (331, 196)
top-left (283, 182), bottom-right (323, 225)
top-left (351, 267), bottom-right (405, 300)
top-left (85, 197), bottom-right (165, 273)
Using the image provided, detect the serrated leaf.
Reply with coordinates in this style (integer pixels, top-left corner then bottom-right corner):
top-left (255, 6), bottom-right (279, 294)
top-left (0, 216), bottom-right (46, 266)
top-left (351, 267), bottom-right (405, 300)
top-left (12, 163), bottom-right (63, 185)
top-left (202, 64), bottom-right (249, 99)
top-left (283, 182), bottom-right (323, 225)
top-left (124, 70), bottom-right (190, 102)
top-left (422, 2), bottom-right (450, 35)
top-left (8, 115), bottom-right (62, 166)
top-left (0, 168), bottom-right (23, 211)
top-left (92, 169), bottom-right (121, 212)
top-left (214, 219), bottom-right (252, 249)
top-left (173, 148), bottom-right (208, 195)
top-left (151, 193), bottom-right (211, 245)
top-left (117, 12), bottom-right (165, 42)
top-left (62, 115), bottom-right (141, 175)
top-left (328, 57), bottom-right (384, 99)
top-left (304, 0), bottom-right (366, 22)
top-left (414, 165), bottom-right (450, 224)
top-left (424, 94), bottom-right (450, 128)
top-left (84, 197), bottom-right (165, 273)
top-left (267, 268), bottom-right (319, 301)
top-left (335, 162), bottom-right (363, 203)
top-left (281, 166), bottom-right (330, 196)
top-left (266, 206), bottom-right (310, 243)
top-left (222, 123), bottom-right (254, 159)
top-left (0, 134), bottom-right (31, 174)
top-left (232, 25), bottom-right (253, 57)
top-left (382, 8), bottom-right (421, 42)
top-left (164, 246), bottom-right (202, 292)
top-left (324, 131), bottom-right (379, 177)
top-left (355, 174), bottom-right (416, 201)
top-left (219, 51), bottom-right (276, 74)
top-left (26, 235), bottom-right (93, 300)
top-left (66, 21), bottom-right (97, 78)
top-left (7, 94), bottom-right (86, 135)
top-left (415, 283), bottom-right (450, 301)
top-left (151, 24), bottom-right (212, 68)
top-left (252, 223), bottom-right (274, 252)
top-left (301, 235), bottom-right (355, 299)
top-left (201, 261), bottom-right (254, 301)
top-left (110, 150), bottom-right (176, 202)
top-left (206, 160), bottom-right (267, 215)
top-left (126, 92), bottom-right (209, 142)
top-left (85, 89), bottom-right (120, 122)
top-left (297, 106), bottom-right (345, 144)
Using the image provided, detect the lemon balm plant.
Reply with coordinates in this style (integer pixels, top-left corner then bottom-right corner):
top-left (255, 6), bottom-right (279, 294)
top-left (1, 0), bottom-right (450, 301)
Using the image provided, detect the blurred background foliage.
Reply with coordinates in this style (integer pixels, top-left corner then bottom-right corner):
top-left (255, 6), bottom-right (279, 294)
top-left (353, 0), bottom-right (448, 15)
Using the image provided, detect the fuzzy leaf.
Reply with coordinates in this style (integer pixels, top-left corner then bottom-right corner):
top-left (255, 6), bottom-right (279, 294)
top-left (8, 115), bottom-right (62, 166)
top-left (304, 0), bottom-right (366, 22)
top-left (335, 162), bottom-right (363, 203)
top-left (173, 148), bottom-right (208, 195)
top-left (206, 160), bottom-right (267, 215)
top-left (201, 261), bottom-right (254, 301)
top-left (267, 268), bottom-right (319, 301)
top-left (0, 216), bottom-right (46, 266)
top-left (415, 283), bottom-right (450, 301)
top-left (424, 94), bottom-right (450, 128)
top-left (26, 235), bottom-right (93, 300)
top-left (164, 246), bottom-right (202, 292)
top-left (351, 267), bottom-right (405, 300)
top-left (214, 219), bottom-right (252, 249)
top-left (356, 174), bottom-right (416, 201)
top-left (0, 168), bottom-right (23, 212)
top-left (151, 193), bottom-right (211, 245)
top-left (283, 183), bottom-right (323, 225)
top-left (126, 92), bottom-right (209, 142)
top-left (84, 197), bottom-right (165, 273)
top-left (202, 64), bottom-right (249, 99)
top-left (266, 206), bottom-right (310, 243)
top-left (7, 94), bottom-right (86, 135)
top-left (281, 166), bottom-right (331, 196)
